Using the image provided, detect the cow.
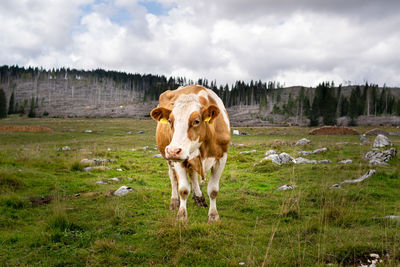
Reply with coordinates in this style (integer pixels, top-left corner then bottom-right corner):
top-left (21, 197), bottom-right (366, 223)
top-left (150, 85), bottom-right (230, 222)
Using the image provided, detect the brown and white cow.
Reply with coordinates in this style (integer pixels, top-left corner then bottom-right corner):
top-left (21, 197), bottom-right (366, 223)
top-left (150, 85), bottom-right (230, 222)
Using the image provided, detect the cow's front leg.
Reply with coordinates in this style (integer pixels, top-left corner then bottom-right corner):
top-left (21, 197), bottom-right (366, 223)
top-left (168, 163), bottom-right (179, 210)
top-left (190, 169), bottom-right (207, 207)
top-left (174, 163), bottom-right (190, 221)
top-left (208, 153), bottom-right (227, 222)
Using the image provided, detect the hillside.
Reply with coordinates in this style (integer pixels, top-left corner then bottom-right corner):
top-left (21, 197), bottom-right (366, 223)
top-left (1, 65), bottom-right (400, 126)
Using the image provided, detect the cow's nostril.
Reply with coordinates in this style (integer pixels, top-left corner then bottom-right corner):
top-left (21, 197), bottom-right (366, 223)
top-left (176, 148), bottom-right (182, 155)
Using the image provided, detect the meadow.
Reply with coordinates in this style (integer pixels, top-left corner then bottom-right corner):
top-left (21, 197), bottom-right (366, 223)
top-left (0, 117), bottom-right (399, 266)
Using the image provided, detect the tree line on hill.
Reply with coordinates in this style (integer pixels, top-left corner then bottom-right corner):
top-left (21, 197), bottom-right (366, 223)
top-left (1, 65), bottom-right (400, 125)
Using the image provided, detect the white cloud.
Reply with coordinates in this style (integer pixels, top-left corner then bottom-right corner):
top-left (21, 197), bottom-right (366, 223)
top-left (1, 0), bottom-right (399, 87)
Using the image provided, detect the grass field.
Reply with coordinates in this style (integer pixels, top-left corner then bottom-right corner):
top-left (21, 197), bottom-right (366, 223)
top-left (0, 117), bottom-right (399, 266)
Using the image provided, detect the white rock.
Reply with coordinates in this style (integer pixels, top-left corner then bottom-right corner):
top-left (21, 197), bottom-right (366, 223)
top-left (84, 166), bottom-right (110, 172)
top-left (276, 184), bottom-right (297, 191)
top-left (341, 169), bottom-right (376, 185)
top-left (80, 159), bottom-right (95, 166)
top-left (262, 154), bottom-right (283, 165)
top-left (113, 186), bottom-right (133, 196)
top-left (116, 168), bottom-right (123, 171)
top-left (279, 153), bottom-right (294, 164)
top-left (153, 154), bottom-right (162, 158)
top-left (373, 134), bottom-right (392, 148)
top-left (85, 129), bottom-right (92, 133)
top-left (96, 181), bottom-right (107, 184)
top-left (109, 177), bottom-right (120, 182)
top-left (295, 138), bottom-right (311, 145)
top-left (317, 159), bottom-right (332, 164)
top-left (338, 159), bottom-right (352, 164)
top-left (294, 157), bottom-right (317, 164)
top-left (142, 146), bottom-right (149, 150)
top-left (298, 147), bottom-right (327, 156)
top-left (364, 148), bottom-right (396, 165)
top-left (233, 130), bottom-right (240, 135)
top-left (239, 150), bottom-right (257, 154)
top-left (265, 150), bottom-right (277, 156)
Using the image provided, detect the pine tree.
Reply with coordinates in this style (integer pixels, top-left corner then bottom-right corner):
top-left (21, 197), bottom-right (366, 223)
top-left (0, 89), bottom-right (7, 118)
top-left (28, 97), bottom-right (36, 118)
top-left (8, 92), bottom-right (14, 114)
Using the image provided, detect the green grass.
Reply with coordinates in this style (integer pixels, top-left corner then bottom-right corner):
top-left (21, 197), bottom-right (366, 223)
top-left (0, 116), bottom-right (399, 266)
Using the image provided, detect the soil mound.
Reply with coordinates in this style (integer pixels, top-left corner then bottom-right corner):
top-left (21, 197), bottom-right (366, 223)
top-left (309, 126), bottom-right (359, 135)
top-left (0, 126), bottom-right (53, 133)
top-left (364, 128), bottom-right (389, 136)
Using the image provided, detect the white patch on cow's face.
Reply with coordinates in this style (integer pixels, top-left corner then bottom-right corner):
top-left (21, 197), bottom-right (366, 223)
top-left (166, 94), bottom-right (202, 161)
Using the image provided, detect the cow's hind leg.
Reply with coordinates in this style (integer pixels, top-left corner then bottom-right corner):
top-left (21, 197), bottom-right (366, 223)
top-left (190, 169), bottom-right (207, 207)
top-left (207, 153), bottom-right (227, 222)
top-left (168, 163), bottom-right (179, 210)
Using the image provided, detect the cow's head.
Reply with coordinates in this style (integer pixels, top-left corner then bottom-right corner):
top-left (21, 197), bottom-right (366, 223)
top-left (151, 94), bottom-right (220, 161)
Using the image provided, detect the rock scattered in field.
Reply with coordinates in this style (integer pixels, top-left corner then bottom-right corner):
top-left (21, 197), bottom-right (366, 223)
top-left (265, 150), bottom-right (277, 156)
top-left (108, 177), bottom-right (120, 182)
top-left (360, 134), bottom-right (368, 144)
top-left (298, 147), bottom-right (327, 156)
top-left (373, 134), bottom-right (392, 148)
top-left (30, 195), bottom-right (53, 205)
top-left (295, 138), bottom-right (311, 145)
top-left (142, 146), bottom-right (149, 150)
top-left (262, 152), bottom-right (294, 165)
top-left (239, 150), bottom-right (256, 154)
top-left (336, 141), bottom-right (349, 145)
top-left (57, 146), bottom-right (71, 151)
top-left (96, 180), bottom-right (107, 184)
top-left (153, 154), bottom-right (162, 158)
top-left (112, 186), bottom-right (133, 196)
top-left (240, 132), bottom-right (249, 136)
top-left (331, 169), bottom-right (376, 189)
top-left (275, 184), bottom-right (297, 191)
top-left (85, 129), bottom-right (92, 133)
top-left (317, 159), bottom-right (332, 164)
top-left (338, 159), bottom-right (353, 164)
top-left (116, 168), bottom-right (123, 171)
top-left (365, 128), bottom-right (389, 136)
top-left (80, 158), bottom-right (114, 166)
top-left (373, 215), bottom-right (400, 221)
top-left (364, 147), bottom-right (396, 165)
top-left (293, 157), bottom-right (316, 164)
top-left (84, 166), bottom-right (110, 172)
top-left (138, 130), bottom-right (145, 134)
top-left (233, 130), bottom-right (240, 135)
top-left (359, 253), bottom-right (382, 267)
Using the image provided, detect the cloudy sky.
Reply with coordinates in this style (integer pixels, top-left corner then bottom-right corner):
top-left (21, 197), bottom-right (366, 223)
top-left (1, 0), bottom-right (399, 87)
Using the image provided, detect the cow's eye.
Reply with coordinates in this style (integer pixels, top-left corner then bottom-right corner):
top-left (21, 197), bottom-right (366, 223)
top-left (194, 120), bottom-right (200, 126)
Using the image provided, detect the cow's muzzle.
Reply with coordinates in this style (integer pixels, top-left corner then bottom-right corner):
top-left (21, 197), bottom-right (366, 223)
top-left (165, 146), bottom-right (185, 161)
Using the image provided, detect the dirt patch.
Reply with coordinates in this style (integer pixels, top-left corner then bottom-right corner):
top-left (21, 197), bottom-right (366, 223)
top-left (364, 128), bottom-right (389, 136)
top-left (30, 195), bottom-right (54, 206)
top-left (0, 126), bottom-right (53, 133)
top-left (309, 126), bottom-right (359, 135)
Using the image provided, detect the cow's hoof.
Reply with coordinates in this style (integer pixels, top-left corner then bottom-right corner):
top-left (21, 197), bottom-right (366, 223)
top-left (193, 195), bottom-right (208, 207)
top-left (169, 198), bottom-right (180, 210)
top-left (208, 209), bottom-right (219, 223)
top-left (200, 179), bottom-right (205, 185)
top-left (177, 208), bottom-right (187, 222)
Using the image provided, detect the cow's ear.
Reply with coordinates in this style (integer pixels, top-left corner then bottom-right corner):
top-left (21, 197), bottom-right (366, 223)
top-left (202, 105), bottom-right (220, 123)
top-left (150, 107), bottom-right (171, 124)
